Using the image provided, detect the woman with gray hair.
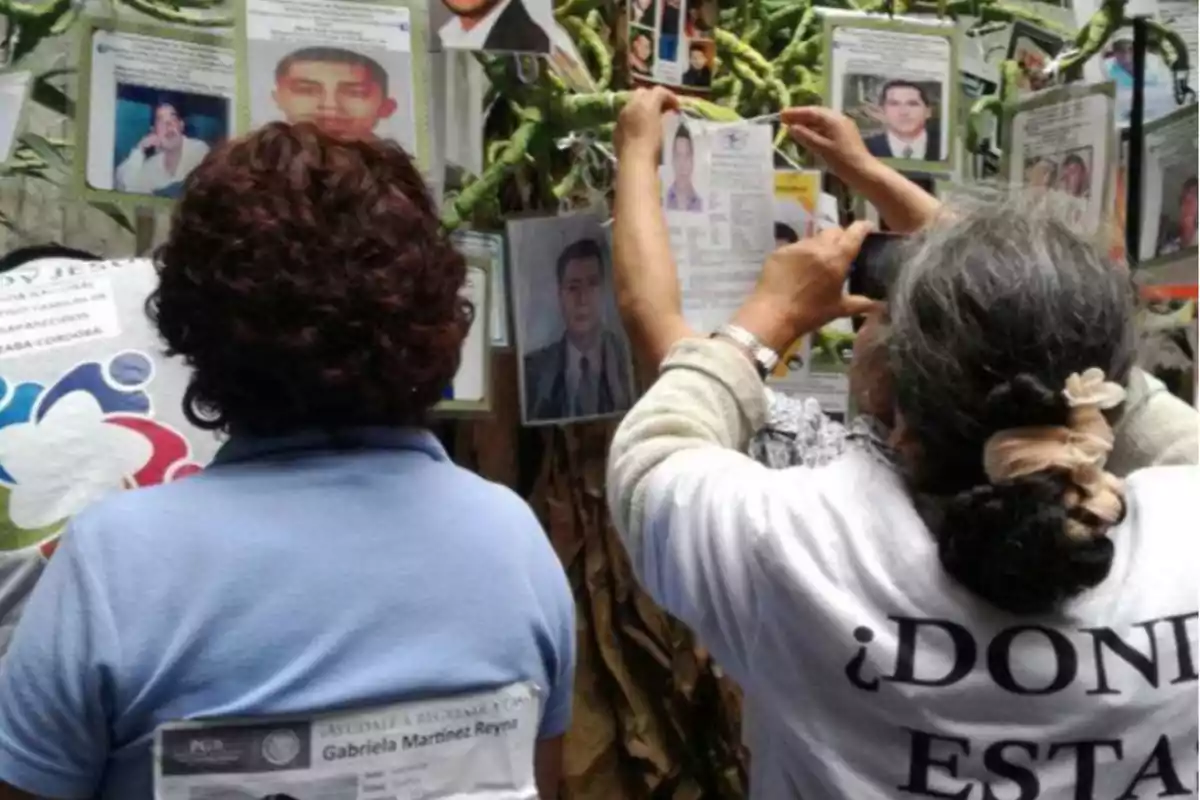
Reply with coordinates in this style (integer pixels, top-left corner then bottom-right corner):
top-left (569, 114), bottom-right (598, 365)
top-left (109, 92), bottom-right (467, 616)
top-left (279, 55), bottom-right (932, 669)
top-left (607, 88), bottom-right (1198, 797)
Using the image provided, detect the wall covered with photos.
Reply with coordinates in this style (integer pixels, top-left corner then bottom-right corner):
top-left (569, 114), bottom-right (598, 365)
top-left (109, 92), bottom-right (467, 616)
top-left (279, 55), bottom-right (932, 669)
top-left (0, 0), bottom-right (1196, 794)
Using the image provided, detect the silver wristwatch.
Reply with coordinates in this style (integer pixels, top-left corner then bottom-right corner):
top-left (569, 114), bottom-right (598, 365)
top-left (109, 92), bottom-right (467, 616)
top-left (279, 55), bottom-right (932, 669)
top-left (711, 324), bottom-right (779, 380)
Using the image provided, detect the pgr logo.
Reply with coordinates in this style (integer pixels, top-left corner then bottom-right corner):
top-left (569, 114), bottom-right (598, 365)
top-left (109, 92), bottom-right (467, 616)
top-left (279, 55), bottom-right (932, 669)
top-left (262, 730), bottom-right (302, 767)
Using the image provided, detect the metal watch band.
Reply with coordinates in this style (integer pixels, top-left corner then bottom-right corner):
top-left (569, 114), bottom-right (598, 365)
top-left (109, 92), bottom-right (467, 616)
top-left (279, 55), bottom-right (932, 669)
top-left (711, 324), bottom-right (779, 380)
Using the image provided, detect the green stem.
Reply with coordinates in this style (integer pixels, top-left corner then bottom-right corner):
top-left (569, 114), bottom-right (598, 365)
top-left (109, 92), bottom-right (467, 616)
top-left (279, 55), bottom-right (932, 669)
top-left (116, 0), bottom-right (233, 25)
top-left (443, 116), bottom-right (542, 229)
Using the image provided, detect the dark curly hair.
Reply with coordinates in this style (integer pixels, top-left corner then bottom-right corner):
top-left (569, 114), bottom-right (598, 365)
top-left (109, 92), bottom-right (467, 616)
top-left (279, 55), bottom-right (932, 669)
top-left (886, 194), bottom-right (1136, 615)
top-left (148, 122), bottom-right (472, 435)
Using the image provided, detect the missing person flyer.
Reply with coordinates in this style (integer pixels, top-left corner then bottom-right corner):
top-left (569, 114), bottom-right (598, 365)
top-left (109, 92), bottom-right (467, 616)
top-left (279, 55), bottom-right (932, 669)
top-left (1136, 104), bottom-right (1198, 267)
top-left (660, 114), bottom-right (775, 335)
top-left (234, 0), bottom-right (434, 177)
top-left (74, 21), bottom-right (235, 208)
top-left (823, 12), bottom-right (958, 174)
top-left (628, 0), bottom-right (717, 91)
top-left (1004, 81), bottom-right (1116, 237)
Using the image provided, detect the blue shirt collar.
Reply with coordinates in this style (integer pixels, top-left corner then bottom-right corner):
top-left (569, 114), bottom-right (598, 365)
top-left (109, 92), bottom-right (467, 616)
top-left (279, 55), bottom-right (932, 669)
top-left (212, 427), bottom-right (448, 465)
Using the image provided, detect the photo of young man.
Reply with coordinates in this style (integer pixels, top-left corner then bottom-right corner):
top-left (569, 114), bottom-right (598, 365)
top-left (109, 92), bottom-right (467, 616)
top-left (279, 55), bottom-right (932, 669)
top-left (863, 79), bottom-right (941, 162)
top-left (436, 0), bottom-right (551, 53)
top-left (115, 96), bottom-right (212, 196)
top-left (682, 42), bottom-right (712, 88)
top-left (629, 30), bottom-right (654, 76)
top-left (664, 124), bottom-right (702, 212)
top-left (271, 47), bottom-right (397, 141)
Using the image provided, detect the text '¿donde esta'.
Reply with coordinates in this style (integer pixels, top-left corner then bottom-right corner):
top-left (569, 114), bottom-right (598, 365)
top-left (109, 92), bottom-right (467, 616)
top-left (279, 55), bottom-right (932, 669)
top-left (845, 612), bottom-right (1198, 798)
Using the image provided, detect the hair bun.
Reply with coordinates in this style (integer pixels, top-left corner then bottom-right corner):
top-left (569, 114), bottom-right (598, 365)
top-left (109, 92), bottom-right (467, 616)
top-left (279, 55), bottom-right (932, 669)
top-left (982, 373), bottom-right (1065, 430)
top-left (937, 472), bottom-right (1114, 615)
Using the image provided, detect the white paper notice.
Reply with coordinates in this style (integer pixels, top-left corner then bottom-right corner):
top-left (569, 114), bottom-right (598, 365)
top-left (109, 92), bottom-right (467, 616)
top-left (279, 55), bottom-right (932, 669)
top-left (154, 682), bottom-right (541, 800)
top-left (85, 29), bottom-right (235, 196)
top-left (452, 265), bottom-right (488, 403)
top-left (1139, 104), bottom-right (1198, 263)
top-left (0, 71), bottom-right (32, 164)
top-left (1007, 84), bottom-right (1115, 235)
top-left (451, 230), bottom-right (510, 347)
top-left (661, 114), bottom-right (774, 334)
top-left (0, 275), bottom-right (121, 359)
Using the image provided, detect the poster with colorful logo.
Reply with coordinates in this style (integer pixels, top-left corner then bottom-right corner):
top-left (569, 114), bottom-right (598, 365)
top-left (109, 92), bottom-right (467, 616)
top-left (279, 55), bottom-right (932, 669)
top-left (0, 258), bottom-right (222, 558)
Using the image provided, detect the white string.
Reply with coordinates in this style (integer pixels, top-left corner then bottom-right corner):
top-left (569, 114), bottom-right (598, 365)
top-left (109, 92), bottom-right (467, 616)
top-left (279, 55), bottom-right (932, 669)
top-left (514, 55), bottom-right (539, 84)
top-left (1040, 47), bottom-right (1080, 83)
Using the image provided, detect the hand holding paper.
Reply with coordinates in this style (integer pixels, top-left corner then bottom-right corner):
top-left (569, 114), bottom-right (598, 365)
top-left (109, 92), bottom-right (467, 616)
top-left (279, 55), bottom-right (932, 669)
top-left (613, 87), bottom-right (692, 372)
top-left (615, 86), bottom-right (680, 161)
top-left (787, 106), bottom-right (941, 234)
top-left (731, 223), bottom-right (879, 354)
top-left (784, 106), bottom-right (875, 188)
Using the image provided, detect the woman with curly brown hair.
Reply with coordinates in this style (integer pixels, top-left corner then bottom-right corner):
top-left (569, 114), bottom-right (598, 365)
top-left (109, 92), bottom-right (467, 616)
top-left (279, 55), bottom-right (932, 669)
top-left (0, 123), bottom-right (574, 800)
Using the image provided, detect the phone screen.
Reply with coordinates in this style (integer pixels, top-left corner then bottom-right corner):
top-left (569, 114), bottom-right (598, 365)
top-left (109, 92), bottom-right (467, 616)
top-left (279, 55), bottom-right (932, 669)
top-left (849, 232), bottom-right (905, 302)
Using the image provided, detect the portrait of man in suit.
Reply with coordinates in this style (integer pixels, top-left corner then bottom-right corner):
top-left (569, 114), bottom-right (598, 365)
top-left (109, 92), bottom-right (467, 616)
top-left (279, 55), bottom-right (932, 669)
top-left (437, 0), bottom-right (551, 53)
top-left (522, 238), bottom-right (634, 423)
top-left (863, 79), bottom-right (941, 163)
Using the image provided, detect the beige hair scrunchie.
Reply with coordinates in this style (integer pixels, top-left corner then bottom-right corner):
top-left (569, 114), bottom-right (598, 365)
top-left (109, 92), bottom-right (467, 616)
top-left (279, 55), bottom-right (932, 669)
top-left (982, 368), bottom-right (1127, 540)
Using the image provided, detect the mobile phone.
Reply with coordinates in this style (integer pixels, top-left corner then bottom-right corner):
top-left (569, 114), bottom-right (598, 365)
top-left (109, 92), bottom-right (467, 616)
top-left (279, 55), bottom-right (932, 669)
top-left (849, 232), bottom-right (905, 302)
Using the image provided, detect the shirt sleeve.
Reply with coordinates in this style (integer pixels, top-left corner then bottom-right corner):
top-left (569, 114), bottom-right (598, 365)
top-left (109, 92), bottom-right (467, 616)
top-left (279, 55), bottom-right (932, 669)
top-left (526, 507), bottom-right (575, 740)
top-left (537, 584), bottom-right (575, 739)
top-left (607, 338), bottom-right (808, 682)
top-left (114, 147), bottom-right (146, 193)
top-left (0, 519), bottom-right (116, 799)
top-left (1108, 367), bottom-right (1200, 475)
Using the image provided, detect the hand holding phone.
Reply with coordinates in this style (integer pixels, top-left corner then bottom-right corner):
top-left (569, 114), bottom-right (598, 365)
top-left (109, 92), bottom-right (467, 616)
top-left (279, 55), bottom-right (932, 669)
top-left (849, 232), bottom-right (905, 302)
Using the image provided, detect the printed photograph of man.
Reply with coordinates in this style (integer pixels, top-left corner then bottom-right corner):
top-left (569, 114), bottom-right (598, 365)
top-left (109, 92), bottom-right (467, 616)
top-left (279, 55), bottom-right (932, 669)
top-left (521, 238), bottom-right (634, 423)
top-left (664, 124), bottom-right (702, 212)
top-left (861, 79), bottom-right (942, 162)
top-left (272, 47), bottom-right (396, 141)
top-left (682, 41), bottom-right (713, 88)
top-left (629, 29), bottom-right (654, 77)
top-left (113, 88), bottom-right (226, 198)
top-left (630, 0), bottom-right (656, 28)
top-left (1055, 151), bottom-right (1090, 198)
top-left (434, 0), bottom-right (551, 53)
top-left (1157, 176), bottom-right (1199, 256)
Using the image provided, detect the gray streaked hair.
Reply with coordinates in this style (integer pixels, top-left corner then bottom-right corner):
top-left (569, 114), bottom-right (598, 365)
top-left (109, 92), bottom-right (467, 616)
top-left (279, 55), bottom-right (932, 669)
top-left (885, 189), bottom-right (1137, 493)
top-left (884, 190), bottom-right (1138, 615)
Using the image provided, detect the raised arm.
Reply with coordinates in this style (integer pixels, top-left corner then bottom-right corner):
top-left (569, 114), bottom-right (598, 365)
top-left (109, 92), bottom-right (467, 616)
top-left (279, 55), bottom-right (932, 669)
top-left (608, 89), bottom-right (876, 680)
top-left (784, 106), bottom-right (941, 234)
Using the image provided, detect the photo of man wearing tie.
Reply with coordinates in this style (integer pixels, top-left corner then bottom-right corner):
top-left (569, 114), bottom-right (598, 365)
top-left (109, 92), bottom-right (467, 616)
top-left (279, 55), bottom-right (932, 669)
top-left (519, 237), bottom-right (634, 424)
top-left (861, 80), bottom-right (941, 163)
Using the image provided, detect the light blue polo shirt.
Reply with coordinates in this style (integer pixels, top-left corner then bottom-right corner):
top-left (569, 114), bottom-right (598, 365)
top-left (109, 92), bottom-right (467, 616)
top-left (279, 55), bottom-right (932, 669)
top-left (0, 428), bottom-right (575, 799)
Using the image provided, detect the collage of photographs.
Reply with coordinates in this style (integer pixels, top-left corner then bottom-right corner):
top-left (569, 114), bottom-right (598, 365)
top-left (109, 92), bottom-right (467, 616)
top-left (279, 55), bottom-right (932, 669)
top-left (627, 0), bottom-right (717, 90)
top-left (15, 0), bottom-right (1194, 430)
